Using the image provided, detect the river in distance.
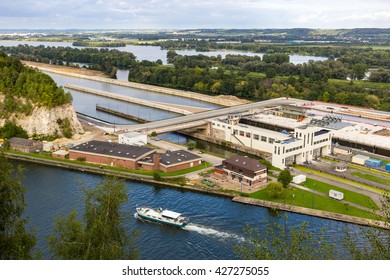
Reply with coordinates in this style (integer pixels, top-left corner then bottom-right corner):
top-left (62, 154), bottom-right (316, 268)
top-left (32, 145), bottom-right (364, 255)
top-left (18, 160), bottom-right (363, 260)
top-left (0, 40), bottom-right (327, 65)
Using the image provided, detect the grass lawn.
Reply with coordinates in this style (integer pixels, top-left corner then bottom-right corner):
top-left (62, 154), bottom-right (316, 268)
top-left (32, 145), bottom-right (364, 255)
top-left (294, 165), bottom-right (386, 195)
top-left (302, 178), bottom-right (379, 210)
top-left (351, 171), bottom-right (390, 187)
top-left (249, 187), bottom-right (380, 220)
top-left (328, 79), bottom-right (390, 90)
top-left (348, 163), bottom-right (390, 179)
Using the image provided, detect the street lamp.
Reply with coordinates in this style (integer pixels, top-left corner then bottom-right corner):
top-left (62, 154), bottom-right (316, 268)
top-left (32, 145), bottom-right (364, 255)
top-left (312, 183), bottom-right (315, 209)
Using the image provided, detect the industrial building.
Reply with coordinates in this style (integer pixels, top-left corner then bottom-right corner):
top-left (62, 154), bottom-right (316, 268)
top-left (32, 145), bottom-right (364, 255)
top-left (210, 114), bottom-right (332, 169)
top-left (69, 140), bottom-right (202, 172)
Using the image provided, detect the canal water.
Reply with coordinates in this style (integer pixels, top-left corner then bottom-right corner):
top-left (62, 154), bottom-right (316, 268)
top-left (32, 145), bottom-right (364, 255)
top-left (19, 160), bottom-right (359, 260)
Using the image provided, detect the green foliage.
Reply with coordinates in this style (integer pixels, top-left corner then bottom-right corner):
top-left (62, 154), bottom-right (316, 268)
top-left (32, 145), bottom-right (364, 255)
top-left (343, 196), bottom-right (390, 259)
top-left (186, 141), bottom-right (196, 149)
top-left (57, 118), bottom-right (73, 138)
top-left (0, 121), bottom-right (28, 139)
top-left (234, 215), bottom-right (334, 260)
top-left (76, 157), bottom-right (86, 162)
top-left (267, 182), bottom-right (284, 198)
top-left (1, 45), bottom-right (137, 78)
top-left (277, 169), bottom-right (293, 188)
top-left (48, 177), bottom-right (139, 260)
top-left (0, 153), bottom-right (36, 259)
top-left (150, 131), bottom-right (157, 137)
top-left (153, 171), bottom-right (162, 181)
top-left (0, 50), bottom-right (71, 117)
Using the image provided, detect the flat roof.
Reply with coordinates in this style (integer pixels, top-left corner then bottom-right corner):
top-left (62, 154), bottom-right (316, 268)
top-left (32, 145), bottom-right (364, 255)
top-left (353, 154), bottom-right (370, 160)
top-left (159, 150), bottom-right (201, 166)
top-left (70, 140), bottom-right (155, 160)
top-left (161, 210), bottom-right (182, 219)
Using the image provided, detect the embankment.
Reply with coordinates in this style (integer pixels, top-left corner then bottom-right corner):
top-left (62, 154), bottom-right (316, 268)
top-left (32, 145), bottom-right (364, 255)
top-left (233, 196), bottom-right (390, 230)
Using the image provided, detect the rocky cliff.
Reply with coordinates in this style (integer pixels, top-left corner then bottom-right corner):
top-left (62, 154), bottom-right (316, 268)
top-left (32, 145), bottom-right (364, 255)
top-left (0, 102), bottom-right (84, 137)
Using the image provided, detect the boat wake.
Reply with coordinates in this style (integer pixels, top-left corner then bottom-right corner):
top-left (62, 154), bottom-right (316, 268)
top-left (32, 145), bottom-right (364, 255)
top-left (185, 223), bottom-right (245, 242)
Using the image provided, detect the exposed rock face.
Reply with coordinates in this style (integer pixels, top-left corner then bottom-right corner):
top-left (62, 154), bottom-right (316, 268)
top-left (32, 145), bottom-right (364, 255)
top-left (0, 103), bottom-right (84, 137)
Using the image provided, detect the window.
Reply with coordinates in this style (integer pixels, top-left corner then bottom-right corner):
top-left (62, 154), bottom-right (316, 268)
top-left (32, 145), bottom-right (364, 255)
top-left (246, 132), bottom-right (251, 138)
top-left (269, 138), bottom-right (274, 144)
top-left (240, 131), bottom-right (244, 136)
top-left (254, 134), bottom-right (259, 140)
top-left (233, 129), bottom-right (238, 135)
top-left (261, 136), bottom-right (267, 142)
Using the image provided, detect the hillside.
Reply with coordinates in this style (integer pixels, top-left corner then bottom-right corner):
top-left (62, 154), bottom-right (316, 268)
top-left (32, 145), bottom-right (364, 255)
top-left (0, 50), bottom-right (83, 137)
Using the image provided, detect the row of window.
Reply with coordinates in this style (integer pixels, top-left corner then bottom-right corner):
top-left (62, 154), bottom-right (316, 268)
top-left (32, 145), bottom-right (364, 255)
top-left (314, 138), bottom-right (328, 145)
top-left (285, 146), bottom-right (303, 153)
top-left (232, 129), bottom-right (275, 144)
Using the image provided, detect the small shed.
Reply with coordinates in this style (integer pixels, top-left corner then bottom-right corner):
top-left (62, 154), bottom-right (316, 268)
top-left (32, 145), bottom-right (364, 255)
top-left (292, 174), bottom-right (306, 184)
top-left (386, 163), bottom-right (390, 171)
top-left (329, 189), bottom-right (344, 200)
top-left (333, 146), bottom-right (352, 156)
top-left (335, 163), bottom-right (347, 172)
top-left (352, 154), bottom-right (369, 165)
top-left (52, 150), bottom-right (69, 159)
top-left (365, 158), bottom-right (382, 168)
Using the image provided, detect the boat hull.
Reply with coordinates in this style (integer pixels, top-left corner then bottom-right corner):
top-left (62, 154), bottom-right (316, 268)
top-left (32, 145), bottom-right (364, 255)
top-left (135, 209), bottom-right (188, 228)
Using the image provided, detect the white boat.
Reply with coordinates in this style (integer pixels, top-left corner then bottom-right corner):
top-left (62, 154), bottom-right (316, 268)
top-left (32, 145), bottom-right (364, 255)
top-left (135, 207), bottom-right (189, 228)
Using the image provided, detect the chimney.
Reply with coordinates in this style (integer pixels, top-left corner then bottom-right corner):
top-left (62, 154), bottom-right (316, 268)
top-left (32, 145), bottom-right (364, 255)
top-left (153, 153), bottom-right (160, 171)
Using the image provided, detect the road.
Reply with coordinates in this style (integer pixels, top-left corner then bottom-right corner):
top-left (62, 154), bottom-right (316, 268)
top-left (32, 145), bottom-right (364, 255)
top-left (118, 97), bottom-right (302, 132)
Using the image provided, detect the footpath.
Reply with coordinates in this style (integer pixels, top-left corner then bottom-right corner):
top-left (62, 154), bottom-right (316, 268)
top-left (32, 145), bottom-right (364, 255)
top-left (233, 196), bottom-right (390, 230)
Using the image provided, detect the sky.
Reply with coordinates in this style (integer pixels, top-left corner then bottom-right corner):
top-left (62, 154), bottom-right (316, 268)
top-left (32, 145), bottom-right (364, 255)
top-left (0, 0), bottom-right (389, 30)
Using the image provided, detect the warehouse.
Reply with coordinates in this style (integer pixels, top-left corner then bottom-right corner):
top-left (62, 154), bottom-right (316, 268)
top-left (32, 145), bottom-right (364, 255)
top-left (69, 141), bottom-right (202, 173)
top-left (69, 140), bottom-right (156, 169)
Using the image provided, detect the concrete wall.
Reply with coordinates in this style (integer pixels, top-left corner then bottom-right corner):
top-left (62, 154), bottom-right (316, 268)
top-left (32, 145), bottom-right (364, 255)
top-left (159, 160), bottom-right (202, 173)
top-left (69, 151), bottom-right (138, 169)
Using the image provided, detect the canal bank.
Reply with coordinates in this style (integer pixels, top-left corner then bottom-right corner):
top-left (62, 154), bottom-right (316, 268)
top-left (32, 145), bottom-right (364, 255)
top-left (4, 151), bottom-right (388, 229)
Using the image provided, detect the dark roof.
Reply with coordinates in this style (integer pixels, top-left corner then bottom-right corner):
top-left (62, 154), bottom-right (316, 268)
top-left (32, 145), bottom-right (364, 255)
top-left (10, 137), bottom-right (42, 147)
top-left (70, 140), bottom-right (155, 160)
top-left (223, 155), bottom-right (266, 172)
top-left (159, 150), bottom-right (202, 166)
top-left (314, 129), bottom-right (330, 136)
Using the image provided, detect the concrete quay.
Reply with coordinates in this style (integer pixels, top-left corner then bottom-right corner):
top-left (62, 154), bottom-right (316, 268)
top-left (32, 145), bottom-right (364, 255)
top-left (65, 84), bottom-right (193, 115)
top-left (233, 196), bottom-right (390, 229)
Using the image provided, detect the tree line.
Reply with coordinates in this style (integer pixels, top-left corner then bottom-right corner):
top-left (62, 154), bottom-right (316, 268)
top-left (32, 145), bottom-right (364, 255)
top-left (129, 51), bottom-right (388, 110)
top-left (0, 44), bottom-right (138, 78)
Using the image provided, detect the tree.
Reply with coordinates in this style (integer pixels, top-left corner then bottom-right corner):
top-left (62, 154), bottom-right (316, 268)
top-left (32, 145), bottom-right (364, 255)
top-left (48, 177), bottom-right (139, 260)
top-left (234, 215), bottom-right (334, 260)
top-left (352, 63), bottom-right (367, 80)
top-left (277, 169), bottom-right (293, 188)
top-left (0, 153), bottom-right (36, 259)
top-left (343, 196), bottom-right (390, 259)
top-left (267, 182), bottom-right (284, 198)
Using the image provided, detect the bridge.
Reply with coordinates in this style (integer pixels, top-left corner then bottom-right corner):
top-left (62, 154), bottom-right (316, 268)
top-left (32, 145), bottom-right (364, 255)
top-left (116, 97), bottom-right (303, 134)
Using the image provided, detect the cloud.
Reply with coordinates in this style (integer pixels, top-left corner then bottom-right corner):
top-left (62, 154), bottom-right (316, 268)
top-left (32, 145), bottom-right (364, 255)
top-left (0, 0), bottom-right (389, 29)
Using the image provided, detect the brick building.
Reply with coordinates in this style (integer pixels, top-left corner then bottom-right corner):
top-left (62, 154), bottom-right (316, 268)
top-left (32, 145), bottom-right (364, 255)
top-left (69, 141), bottom-right (202, 172)
top-left (215, 155), bottom-right (267, 188)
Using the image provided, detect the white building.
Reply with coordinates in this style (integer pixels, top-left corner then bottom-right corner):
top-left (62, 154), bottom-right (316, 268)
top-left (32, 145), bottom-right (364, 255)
top-left (211, 117), bottom-right (332, 169)
top-left (118, 132), bottom-right (147, 146)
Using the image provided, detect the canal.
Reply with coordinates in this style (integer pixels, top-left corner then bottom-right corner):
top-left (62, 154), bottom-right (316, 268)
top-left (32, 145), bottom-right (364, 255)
top-left (19, 160), bottom-right (360, 260)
